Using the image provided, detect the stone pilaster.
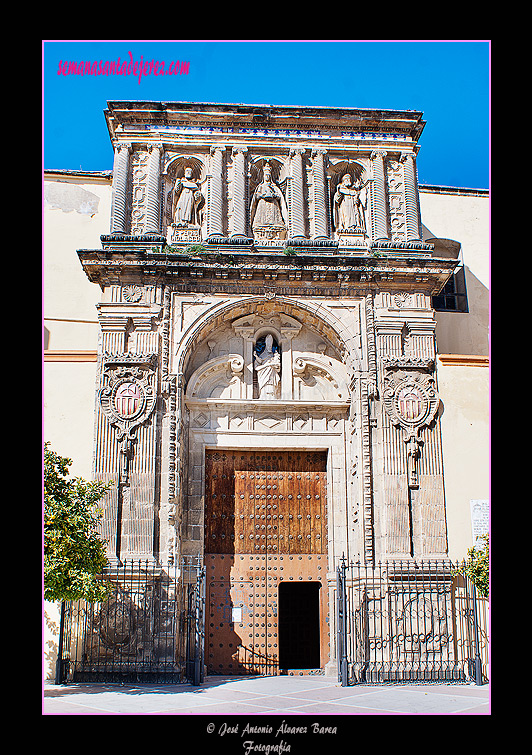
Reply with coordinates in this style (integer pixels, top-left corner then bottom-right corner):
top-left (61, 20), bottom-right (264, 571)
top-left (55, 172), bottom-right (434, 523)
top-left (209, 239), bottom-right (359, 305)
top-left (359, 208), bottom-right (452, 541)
top-left (208, 145), bottom-right (226, 238)
top-left (401, 151), bottom-right (422, 241)
top-left (311, 148), bottom-right (328, 238)
top-left (289, 147), bottom-right (306, 238)
top-left (370, 150), bottom-right (389, 241)
top-left (110, 142), bottom-right (131, 233)
top-left (231, 146), bottom-right (248, 237)
top-left (145, 144), bottom-right (162, 234)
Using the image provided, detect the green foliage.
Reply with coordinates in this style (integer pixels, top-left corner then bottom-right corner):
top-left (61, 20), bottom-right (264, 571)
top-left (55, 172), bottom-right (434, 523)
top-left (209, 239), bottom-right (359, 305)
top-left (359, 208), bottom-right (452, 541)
top-left (455, 533), bottom-right (489, 598)
top-left (185, 244), bottom-right (208, 255)
top-left (283, 247), bottom-right (299, 256)
top-left (44, 443), bottom-right (113, 603)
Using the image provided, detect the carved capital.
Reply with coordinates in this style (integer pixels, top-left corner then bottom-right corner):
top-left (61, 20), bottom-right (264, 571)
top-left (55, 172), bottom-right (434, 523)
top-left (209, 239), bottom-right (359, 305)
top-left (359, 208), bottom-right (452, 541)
top-left (400, 151), bottom-right (416, 163)
top-left (114, 141), bottom-right (132, 154)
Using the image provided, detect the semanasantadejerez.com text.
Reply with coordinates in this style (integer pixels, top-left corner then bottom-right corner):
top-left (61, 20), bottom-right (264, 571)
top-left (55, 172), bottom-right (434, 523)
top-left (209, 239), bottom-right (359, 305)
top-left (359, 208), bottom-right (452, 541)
top-left (57, 51), bottom-right (190, 83)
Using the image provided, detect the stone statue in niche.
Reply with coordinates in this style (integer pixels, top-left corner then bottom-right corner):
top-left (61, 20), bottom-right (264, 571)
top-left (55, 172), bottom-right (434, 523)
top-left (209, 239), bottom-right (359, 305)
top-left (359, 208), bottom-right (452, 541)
top-left (172, 167), bottom-right (204, 227)
top-left (333, 173), bottom-right (371, 233)
top-left (254, 334), bottom-right (281, 399)
top-left (250, 162), bottom-right (288, 240)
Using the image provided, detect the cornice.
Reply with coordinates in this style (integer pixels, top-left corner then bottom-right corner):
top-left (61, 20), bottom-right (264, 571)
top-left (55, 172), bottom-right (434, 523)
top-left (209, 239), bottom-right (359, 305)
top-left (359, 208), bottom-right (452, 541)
top-left (44, 350), bottom-right (97, 362)
top-left (77, 247), bottom-right (457, 296)
top-left (105, 100), bottom-right (426, 144)
top-left (437, 354), bottom-right (489, 367)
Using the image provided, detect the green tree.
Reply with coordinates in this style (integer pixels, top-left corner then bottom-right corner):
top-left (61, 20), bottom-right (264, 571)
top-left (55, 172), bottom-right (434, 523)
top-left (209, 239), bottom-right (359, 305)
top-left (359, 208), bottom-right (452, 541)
top-left (456, 533), bottom-right (489, 598)
top-left (44, 442), bottom-right (112, 602)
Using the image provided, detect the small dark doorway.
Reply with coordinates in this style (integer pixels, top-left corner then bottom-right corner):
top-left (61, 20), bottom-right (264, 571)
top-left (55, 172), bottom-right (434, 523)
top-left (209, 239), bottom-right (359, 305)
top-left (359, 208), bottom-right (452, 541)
top-left (278, 582), bottom-right (321, 670)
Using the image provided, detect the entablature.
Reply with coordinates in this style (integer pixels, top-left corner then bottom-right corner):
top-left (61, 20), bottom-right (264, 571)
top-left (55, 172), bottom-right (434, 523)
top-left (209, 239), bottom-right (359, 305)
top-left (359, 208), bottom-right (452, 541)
top-left (78, 247), bottom-right (457, 297)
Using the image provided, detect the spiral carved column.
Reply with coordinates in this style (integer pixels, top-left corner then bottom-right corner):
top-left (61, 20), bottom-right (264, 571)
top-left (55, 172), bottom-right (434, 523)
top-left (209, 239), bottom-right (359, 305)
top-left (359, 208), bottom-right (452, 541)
top-left (145, 144), bottom-right (162, 234)
top-left (231, 146), bottom-right (248, 237)
top-left (208, 145), bottom-right (226, 238)
top-left (289, 147), bottom-right (306, 238)
top-left (370, 150), bottom-right (389, 241)
top-left (401, 151), bottom-right (422, 241)
top-left (311, 148), bottom-right (328, 239)
top-left (110, 142), bottom-right (131, 234)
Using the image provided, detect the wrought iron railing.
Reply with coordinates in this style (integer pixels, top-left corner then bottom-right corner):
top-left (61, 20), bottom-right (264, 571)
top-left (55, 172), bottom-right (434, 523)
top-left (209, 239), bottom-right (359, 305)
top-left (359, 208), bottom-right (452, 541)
top-left (55, 557), bottom-right (205, 685)
top-left (336, 558), bottom-right (489, 686)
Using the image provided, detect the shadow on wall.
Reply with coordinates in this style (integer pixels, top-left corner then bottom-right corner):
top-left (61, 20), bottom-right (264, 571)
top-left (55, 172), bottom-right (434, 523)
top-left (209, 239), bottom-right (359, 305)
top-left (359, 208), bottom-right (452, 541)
top-left (435, 266), bottom-right (489, 356)
top-left (421, 227), bottom-right (488, 357)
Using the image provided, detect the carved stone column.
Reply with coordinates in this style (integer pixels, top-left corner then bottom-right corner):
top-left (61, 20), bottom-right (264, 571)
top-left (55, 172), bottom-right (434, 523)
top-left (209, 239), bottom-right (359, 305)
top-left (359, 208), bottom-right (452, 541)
top-left (145, 144), bottom-right (162, 234)
top-left (231, 146), bottom-right (248, 237)
top-left (110, 142), bottom-right (131, 234)
top-left (370, 150), bottom-right (389, 241)
top-left (311, 148), bottom-right (329, 238)
top-left (208, 145), bottom-right (226, 238)
top-left (280, 317), bottom-right (302, 400)
top-left (232, 322), bottom-right (255, 400)
top-left (289, 147), bottom-right (306, 238)
top-left (401, 151), bottom-right (422, 241)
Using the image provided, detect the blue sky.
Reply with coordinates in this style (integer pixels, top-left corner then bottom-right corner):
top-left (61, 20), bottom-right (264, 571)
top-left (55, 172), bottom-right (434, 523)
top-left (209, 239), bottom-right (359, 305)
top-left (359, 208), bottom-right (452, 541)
top-left (43, 40), bottom-right (490, 189)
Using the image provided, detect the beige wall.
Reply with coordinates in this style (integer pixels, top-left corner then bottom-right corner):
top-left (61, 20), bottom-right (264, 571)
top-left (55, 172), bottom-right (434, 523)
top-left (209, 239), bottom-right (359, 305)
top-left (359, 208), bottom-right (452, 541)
top-left (44, 172), bottom-right (109, 477)
top-left (420, 188), bottom-right (489, 357)
top-left (418, 188), bottom-right (489, 558)
top-left (437, 358), bottom-right (489, 559)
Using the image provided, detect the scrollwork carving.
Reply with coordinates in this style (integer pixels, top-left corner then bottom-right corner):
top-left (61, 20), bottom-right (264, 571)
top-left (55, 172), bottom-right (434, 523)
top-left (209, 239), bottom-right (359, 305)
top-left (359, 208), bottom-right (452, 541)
top-left (382, 361), bottom-right (439, 488)
top-left (99, 353), bottom-right (158, 484)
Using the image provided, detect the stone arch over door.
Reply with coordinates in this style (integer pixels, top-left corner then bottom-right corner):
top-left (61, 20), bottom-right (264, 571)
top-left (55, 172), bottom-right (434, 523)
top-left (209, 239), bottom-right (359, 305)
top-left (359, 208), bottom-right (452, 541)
top-left (175, 295), bottom-right (363, 382)
top-left (173, 294), bottom-right (366, 560)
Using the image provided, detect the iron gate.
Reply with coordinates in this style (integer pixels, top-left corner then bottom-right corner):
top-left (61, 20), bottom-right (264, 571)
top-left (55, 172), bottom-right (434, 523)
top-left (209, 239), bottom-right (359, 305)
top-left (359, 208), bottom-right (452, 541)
top-left (55, 557), bottom-right (206, 685)
top-left (336, 558), bottom-right (489, 686)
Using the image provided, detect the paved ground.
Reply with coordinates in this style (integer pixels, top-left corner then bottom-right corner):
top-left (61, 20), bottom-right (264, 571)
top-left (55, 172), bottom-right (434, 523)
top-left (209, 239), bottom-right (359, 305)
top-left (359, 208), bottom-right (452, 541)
top-left (43, 674), bottom-right (489, 717)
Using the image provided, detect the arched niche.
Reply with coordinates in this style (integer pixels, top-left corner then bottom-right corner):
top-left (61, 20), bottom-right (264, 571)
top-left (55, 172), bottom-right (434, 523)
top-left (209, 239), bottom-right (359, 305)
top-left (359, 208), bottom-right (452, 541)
top-left (177, 297), bottom-right (362, 388)
top-left (162, 155), bottom-right (207, 228)
top-left (248, 156), bottom-right (288, 192)
top-left (179, 301), bottom-right (357, 405)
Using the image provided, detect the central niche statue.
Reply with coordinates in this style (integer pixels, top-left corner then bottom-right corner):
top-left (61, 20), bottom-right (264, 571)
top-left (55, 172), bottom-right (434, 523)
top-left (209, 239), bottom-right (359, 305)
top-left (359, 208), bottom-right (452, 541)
top-left (254, 334), bottom-right (281, 399)
top-left (250, 162), bottom-right (288, 239)
top-left (172, 167), bottom-right (204, 227)
top-left (333, 173), bottom-right (371, 234)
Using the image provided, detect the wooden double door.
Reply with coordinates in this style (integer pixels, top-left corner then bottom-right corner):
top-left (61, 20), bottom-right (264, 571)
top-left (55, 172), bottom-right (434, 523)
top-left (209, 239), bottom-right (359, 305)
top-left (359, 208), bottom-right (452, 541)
top-left (204, 450), bottom-right (329, 675)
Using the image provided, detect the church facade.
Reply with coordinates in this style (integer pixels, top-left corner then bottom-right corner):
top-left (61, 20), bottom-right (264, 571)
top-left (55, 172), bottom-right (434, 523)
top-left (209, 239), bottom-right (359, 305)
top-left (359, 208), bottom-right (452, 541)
top-left (44, 101), bottom-right (489, 682)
